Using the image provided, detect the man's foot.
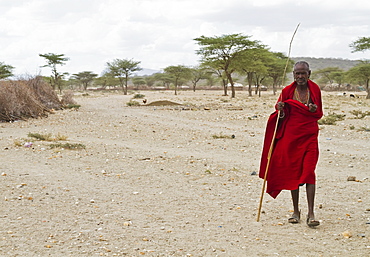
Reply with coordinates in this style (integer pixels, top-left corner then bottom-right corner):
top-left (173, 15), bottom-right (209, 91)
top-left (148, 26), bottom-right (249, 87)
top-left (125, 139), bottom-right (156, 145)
top-left (288, 211), bottom-right (300, 223)
top-left (306, 216), bottom-right (320, 227)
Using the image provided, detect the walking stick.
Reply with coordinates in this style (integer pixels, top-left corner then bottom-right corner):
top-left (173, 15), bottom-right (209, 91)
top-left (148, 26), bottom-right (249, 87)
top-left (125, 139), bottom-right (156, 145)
top-left (256, 109), bottom-right (280, 222)
top-left (256, 23), bottom-right (300, 222)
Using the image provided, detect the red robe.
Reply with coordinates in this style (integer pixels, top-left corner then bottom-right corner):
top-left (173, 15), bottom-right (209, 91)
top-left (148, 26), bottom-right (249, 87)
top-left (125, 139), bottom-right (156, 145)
top-left (259, 80), bottom-right (323, 198)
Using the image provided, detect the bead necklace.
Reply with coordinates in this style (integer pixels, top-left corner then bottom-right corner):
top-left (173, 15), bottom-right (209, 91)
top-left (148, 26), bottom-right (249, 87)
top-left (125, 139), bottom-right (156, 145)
top-left (294, 87), bottom-right (310, 106)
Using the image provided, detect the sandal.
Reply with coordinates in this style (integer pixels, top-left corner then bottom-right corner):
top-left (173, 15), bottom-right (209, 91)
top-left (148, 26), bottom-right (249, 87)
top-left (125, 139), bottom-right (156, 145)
top-left (306, 216), bottom-right (320, 227)
top-left (288, 211), bottom-right (300, 224)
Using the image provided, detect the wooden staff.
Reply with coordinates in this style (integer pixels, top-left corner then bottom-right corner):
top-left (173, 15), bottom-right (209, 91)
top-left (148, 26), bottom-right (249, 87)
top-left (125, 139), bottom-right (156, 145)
top-left (256, 23), bottom-right (300, 222)
top-left (256, 108), bottom-right (280, 222)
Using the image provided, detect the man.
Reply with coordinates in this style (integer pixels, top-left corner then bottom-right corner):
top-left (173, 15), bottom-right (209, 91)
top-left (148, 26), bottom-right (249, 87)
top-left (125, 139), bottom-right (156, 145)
top-left (259, 61), bottom-right (323, 227)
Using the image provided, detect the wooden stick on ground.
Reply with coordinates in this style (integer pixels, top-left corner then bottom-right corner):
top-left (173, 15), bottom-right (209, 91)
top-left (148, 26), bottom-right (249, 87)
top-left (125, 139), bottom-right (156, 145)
top-left (256, 23), bottom-right (300, 222)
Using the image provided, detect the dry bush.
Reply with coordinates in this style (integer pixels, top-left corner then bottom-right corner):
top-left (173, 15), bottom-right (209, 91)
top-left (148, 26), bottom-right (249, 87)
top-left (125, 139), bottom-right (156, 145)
top-left (0, 76), bottom-right (62, 122)
top-left (26, 76), bottom-right (62, 110)
top-left (61, 90), bottom-right (77, 105)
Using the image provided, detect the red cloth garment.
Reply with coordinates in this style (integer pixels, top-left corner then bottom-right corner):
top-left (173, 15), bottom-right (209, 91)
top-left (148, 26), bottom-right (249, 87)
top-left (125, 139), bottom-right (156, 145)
top-left (259, 80), bottom-right (323, 198)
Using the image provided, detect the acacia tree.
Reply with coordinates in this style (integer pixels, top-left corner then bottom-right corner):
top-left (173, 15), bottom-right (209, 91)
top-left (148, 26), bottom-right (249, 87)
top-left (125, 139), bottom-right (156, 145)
top-left (153, 73), bottom-right (172, 89)
top-left (0, 62), bottom-right (14, 79)
top-left (315, 67), bottom-right (344, 86)
top-left (194, 33), bottom-right (262, 98)
top-left (106, 58), bottom-right (142, 95)
top-left (132, 77), bottom-right (146, 89)
top-left (265, 52), bottom-right (292, 95)
top-left (164, 65), bottom-right (192, 95)
top-left (39, 53), bottom-right (69, 92)
top-left (346, 61), bottom-right (370, 99)
top-left (95, 72), bottom-right (119, 89)
top-left (237, 47), bottom-right (271, 96)
top-left (350, 37), bottom-right (370, 52)
top-left (189, 66), bottom-right (208, 92)
top-left (72, 71), bottom-right (98, 90)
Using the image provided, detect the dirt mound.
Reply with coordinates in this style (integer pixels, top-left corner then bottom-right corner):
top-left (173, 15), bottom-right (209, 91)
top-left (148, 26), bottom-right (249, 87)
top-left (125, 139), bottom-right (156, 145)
top-left (145, 100), bottom-right (182, 106)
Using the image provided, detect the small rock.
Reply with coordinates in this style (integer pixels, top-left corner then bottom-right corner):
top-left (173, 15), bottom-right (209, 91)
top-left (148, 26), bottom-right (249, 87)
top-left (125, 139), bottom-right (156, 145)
top-left (347, 176), bottom-right (356, 181)
top-left (250, 171), bottom-right (257, 176)
top-left (342, 231), bottom-right (352, 238)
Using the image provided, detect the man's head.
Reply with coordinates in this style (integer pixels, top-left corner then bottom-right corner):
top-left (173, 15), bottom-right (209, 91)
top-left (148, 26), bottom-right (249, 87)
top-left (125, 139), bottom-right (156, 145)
top-left (293, 61), bottom-right (311, 87)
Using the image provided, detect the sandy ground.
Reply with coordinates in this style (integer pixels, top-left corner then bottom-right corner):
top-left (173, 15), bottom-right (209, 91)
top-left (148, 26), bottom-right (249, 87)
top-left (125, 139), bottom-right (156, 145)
top-left (0, 89), bottom-right (369, 257)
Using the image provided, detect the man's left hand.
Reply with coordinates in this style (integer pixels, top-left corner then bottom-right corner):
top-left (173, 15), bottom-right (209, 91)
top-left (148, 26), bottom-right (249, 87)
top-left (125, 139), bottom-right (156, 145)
top-left (308, 103), bottom-right (317, 112)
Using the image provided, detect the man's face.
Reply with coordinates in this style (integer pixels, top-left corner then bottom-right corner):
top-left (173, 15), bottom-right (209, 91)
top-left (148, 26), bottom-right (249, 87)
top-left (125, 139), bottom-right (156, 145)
top-left (293, 64), bottom-right (311, 86)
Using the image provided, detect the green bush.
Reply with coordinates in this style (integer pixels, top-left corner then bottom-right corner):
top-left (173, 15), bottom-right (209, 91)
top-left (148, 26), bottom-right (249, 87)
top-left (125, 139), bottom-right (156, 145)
top-left (133, 93), bottom-right (145, 99)
top-left (318, 113), bottom-right (345, 125)
top-left (127, 101), bottom-right (140, 106)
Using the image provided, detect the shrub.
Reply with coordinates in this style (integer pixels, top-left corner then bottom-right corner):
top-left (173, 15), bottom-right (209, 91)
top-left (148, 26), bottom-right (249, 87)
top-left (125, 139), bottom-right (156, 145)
top-left (318, 113), bottom-right (346, 125)
top-left (133, 93), bottom-right (145, 99)
top-left (349, 110), bottom-right (370, 119)
top-left (0, 76), bottom-right (61, 122)
top-left (127, 101), bottom-right (140, 106)
top-left (61, 90), bottom-right (77, 105)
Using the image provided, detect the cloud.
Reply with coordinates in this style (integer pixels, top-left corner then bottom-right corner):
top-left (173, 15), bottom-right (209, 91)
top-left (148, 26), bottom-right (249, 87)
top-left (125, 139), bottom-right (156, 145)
top-left (0, 0), bottom-right (369, 76)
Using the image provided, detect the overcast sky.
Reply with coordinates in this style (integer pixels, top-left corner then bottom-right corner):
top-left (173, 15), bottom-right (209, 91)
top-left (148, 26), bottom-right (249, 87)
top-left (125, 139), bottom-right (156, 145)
top-left (1, 0), bottom-right (369, 77)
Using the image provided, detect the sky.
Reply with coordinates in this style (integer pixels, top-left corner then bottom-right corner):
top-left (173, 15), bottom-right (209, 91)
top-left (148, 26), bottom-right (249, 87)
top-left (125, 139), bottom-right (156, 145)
top-left (1, 0), bottom-right (369, 77)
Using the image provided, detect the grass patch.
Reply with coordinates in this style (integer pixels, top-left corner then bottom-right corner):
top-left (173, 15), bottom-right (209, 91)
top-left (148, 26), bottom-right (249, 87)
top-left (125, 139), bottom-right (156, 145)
top-left (212, 133), bottom-right (235, 139)
top-left (349, 110), bottom-right (370, 119)
top-left (127, 101), bottom-right (141, 106)
top-left (28, 132), bottom-right (53, 141)
top-left (28, 132), bottom-right (68, 141)
top-left (318, 113), bottom-right (346, 125)
top-left (55, 133), bottom-right (68, 141)
top-left (13, 139), bottom-right (23, 147)
top-left (49, 143), bottom-right (86, 150)
top-left (64, 104), bottom-right (81, 109)
top-left (358, 126), bottom-right (370, 132)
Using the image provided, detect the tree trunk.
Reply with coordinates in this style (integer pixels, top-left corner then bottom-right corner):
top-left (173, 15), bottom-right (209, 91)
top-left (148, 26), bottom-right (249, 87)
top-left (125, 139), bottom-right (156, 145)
top-left (226, 73), bottom-right (235, 98)
top-left (245, 72), bottom-right (254, 96)
top-left (174, 79), bottom-right (178, 95)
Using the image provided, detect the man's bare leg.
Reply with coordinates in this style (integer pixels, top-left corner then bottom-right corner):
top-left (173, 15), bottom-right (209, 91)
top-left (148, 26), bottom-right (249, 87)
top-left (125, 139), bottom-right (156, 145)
top-left (291, 189), bottom-right (300, 218)
top-left (306, 183), bottom-right (320, 226)
top-left (306, 183), bottom-right (316, 219)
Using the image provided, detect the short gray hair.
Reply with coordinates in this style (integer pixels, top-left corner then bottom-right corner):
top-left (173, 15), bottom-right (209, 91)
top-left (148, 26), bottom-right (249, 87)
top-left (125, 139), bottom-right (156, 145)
top-left (294, 61), bottom-right (310, 70)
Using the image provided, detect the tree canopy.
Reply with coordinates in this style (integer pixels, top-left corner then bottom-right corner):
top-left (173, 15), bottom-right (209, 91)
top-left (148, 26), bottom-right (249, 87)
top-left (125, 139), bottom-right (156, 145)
top-left (106, 58), bottom-right (142, 95)
top-left (39, 53), bottom-right (69, 92)
top-left (346, 61), bottom-right (370, 98)
top-left (350, 37), bottom-right (370, 53)
top-left (163, 65), bottom-right (192, 95)
top-left (72, 71), bottom-right (98, 90)
top-left (0, 62), bottom-right (14, 79)
top-left (194, 33), bottom-right (265, 97)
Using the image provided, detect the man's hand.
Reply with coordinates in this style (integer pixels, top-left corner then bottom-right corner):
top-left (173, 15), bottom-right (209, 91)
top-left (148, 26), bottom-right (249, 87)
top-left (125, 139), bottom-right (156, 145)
top-left (276, 102), bottom-right (285, 111)
top-left (308, 103), bottom-right (317, 112)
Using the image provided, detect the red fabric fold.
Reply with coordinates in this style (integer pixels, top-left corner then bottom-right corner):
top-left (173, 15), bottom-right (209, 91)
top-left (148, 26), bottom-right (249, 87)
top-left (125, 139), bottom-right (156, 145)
top-left (259, 80), bottom-right (323, 198)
